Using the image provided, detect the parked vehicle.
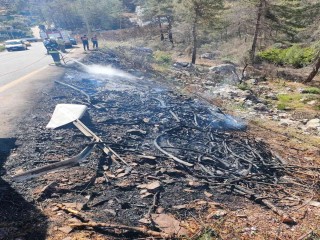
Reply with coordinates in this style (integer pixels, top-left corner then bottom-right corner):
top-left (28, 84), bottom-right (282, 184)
top-left (4, 40), bottom-right (28, 51)
top-left (24, 37), bottom-right (39, 42)
top-left (69, 37), bottom-right (77, 45)
top-left (40, 29), bottom-right (73, 48)
top-left (21, 39), bottom-right (31, 46)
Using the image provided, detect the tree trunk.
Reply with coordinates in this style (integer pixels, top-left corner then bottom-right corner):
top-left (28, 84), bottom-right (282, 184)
top-left (191, 15), bottom-right (198, 64)
top-left (80, 0), bottom-right (91, 35)
top-left (158, 16), bottom-right (164, 41)
top-left (304, 57), bottom-right (320, 83)
top-left (251, 0), bottom-right (264, 63)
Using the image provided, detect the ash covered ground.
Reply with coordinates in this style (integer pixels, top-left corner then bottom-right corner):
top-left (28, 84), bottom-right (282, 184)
top-left (1, 49), bottom-right (301, 239)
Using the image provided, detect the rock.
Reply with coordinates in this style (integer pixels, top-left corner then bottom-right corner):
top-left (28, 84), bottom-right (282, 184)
top-left (253, 103), bottom-right (268, 111)
top-left (151, 214), bottom-right (188, 237)
top-left (132, 47), bottom-right (153, 54)
top-left (242, 227), bottom-right (257, 234)
top-left (62, 202), bottom-right (85, 211)
top-left (265, 93), bottom-right (278, 100)
top-left (200, 51), bottom-right (220, 60)
top-left (285, 87), bottom-right (293, 92)
top-left (278, 113), bottom-right (288, 118)
top-left (279, 119), bottom-right (296, 126)
top-left (209, 64), bottom-right (239, 83)
top-left (305, 118), bottom-right (320, 130)
top-left (156, 207), bottom-right (165, 214)
top-left (247, 78), bottom-right (258, 85)
top-left (102, 165), bottom-right (109, 171)
top-left (307, 100), bottom-right (317, 106)
top-left (244, 100), bottom-right (253, 106)
top-left (207, 210), bottom-right (227, 219)
top-left (173, 62), bottom-right (190, 68)
top-left (95, 177), bottom-right (106, 184)
top-left (209, 64), bottom-right (236, 74)
top-left (58, 226), bottom-right (73, 234)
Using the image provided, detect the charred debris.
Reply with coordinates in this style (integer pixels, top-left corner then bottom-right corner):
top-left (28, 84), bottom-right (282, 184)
top-left (5, 49), bottom-right (319, 239)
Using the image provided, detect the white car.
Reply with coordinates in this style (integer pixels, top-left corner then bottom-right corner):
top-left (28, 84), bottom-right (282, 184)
top-left (5, 40), bottom-right (28, 51)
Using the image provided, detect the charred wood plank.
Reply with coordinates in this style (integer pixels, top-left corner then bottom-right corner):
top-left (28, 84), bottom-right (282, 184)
top-left (12, 144), bottom-right (95, 181)
top-left (70, 222), bottom-right (170, 238)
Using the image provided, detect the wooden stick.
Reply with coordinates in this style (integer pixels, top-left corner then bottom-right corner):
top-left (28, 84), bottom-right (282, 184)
top-left (234, 185), bottom-right (296, 224)
top-left (70, 222), bottom-right (170, 238)
top-left (56, 204), bottom-right (89, 222)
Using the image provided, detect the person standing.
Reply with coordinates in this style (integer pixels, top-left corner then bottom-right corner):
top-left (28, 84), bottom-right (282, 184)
top-left (81, 35), bottom-right (89, 51)
top-left (91, 35), bottom-right (98, 49)
top-left (43, 38), bottom-right (50, 54)
top-left (47, 38), bottom-right (61, 66)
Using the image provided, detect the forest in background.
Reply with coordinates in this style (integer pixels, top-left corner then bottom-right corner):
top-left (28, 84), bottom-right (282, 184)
top-left (1, 0), bottom-right (320, 81)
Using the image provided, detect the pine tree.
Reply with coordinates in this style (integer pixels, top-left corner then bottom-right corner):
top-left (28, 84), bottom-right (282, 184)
top-left (174, 0), bottom-right (224, 64)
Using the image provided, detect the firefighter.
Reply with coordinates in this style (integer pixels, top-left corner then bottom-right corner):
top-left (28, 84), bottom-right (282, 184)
top-left (81, 34), bottom-right (89, 51)
top-left (91, 35), bottom-right (98, 49)
top-left (43, 38), bottom-right (50, 55)
top-left (47, 38), bottom-right (62, 66)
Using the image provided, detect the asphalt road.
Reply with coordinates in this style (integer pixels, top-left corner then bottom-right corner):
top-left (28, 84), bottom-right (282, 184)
top-left (0, 42), bottom-right (83, 138)
top-left (0, 42), bottom-right (51, 88)
top-left (0, 42), bottom-right (68, 138)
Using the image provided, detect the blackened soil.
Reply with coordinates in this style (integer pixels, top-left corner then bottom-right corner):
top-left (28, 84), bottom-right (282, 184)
top-left (1, 49), bottom-right (286, 238)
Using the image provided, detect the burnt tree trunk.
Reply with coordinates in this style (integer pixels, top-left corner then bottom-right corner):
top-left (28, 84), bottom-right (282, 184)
top-left (191, 14), bottom-right (198, 64)
top-left (251, 0), bottom-right (264, 63)
top-left (166, 16), bottom-right (174, 46)
top-left (158, 16), bottom-right (164, 41)
top-left (304, 57), bottom-right (320, 83)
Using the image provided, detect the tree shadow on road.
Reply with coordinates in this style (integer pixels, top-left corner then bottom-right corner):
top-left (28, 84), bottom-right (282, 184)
top-left (0, 138), bottom-right (48, 240)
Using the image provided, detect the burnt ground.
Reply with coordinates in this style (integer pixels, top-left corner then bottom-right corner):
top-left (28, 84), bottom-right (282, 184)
top-left (1, 49), bottom-right (320, 239)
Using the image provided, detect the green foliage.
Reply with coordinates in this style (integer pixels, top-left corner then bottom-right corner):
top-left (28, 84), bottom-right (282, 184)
top-left (276, 94), bottom-right (306, 110)
top-left (277, 103), bottom-right (287, 110)
top-left (141, 0), bottom-right (173, 21)
top-left (153, 50), bottom-right (172, 64)
top-left (258, 45), bottom-right (316, 68)
top-left (0, 45), bottom-right (5, 52)
top-left (237, 83), bottom-right (251, 91)
top-left (196, 228), bottom-right (220, 240)
top-left (277, 94), bottom-right (302, 102)
top-left (302, 87), bottom-right (320, 95)
top-left (39, 0), bottom-right (122, 31)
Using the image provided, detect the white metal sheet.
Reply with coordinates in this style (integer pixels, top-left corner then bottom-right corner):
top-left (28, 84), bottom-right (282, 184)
top-left (46, 104), bottom-right (87, 129)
